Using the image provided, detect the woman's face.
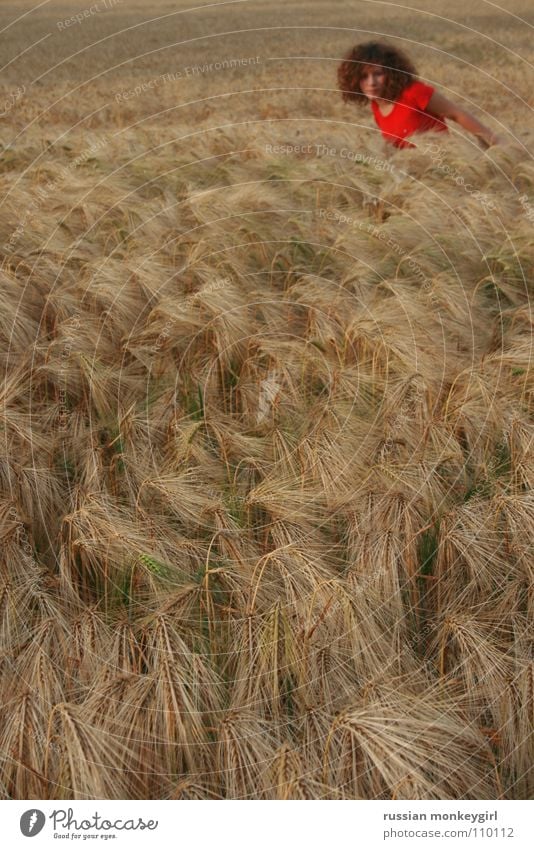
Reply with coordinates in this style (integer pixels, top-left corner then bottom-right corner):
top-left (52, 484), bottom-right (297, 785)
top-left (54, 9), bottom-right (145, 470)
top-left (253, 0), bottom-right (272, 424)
top-left (359, 64), bottom-right (387, 99)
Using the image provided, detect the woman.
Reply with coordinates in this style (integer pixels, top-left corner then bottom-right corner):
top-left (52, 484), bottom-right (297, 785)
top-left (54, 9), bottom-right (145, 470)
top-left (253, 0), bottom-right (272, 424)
top-left (338, 41), bottom-right (506, 149)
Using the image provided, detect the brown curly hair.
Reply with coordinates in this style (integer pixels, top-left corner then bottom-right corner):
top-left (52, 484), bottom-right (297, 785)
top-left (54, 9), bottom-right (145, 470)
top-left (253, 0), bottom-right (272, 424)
top-left (337, 41), bottom-right (418, 106)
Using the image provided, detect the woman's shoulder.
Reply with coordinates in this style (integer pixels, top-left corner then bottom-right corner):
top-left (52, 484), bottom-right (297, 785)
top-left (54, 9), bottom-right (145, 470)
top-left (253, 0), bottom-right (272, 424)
top-left (399, 79), bottom-right (435, 109)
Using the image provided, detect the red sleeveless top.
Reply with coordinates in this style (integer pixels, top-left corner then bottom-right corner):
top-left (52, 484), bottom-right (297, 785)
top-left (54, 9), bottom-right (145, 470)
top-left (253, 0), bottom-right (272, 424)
top-left (371, 80), bottom-right (448, 149)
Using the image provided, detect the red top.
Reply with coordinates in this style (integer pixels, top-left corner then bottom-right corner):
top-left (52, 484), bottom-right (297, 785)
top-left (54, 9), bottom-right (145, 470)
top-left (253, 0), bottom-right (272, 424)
top-left (371, 80), bottom-right (448, 149)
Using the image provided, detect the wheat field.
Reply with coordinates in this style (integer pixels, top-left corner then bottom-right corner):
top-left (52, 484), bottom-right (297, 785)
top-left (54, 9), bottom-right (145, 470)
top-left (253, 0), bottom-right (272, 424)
top-left (0, 0), bottom-right (533, 800)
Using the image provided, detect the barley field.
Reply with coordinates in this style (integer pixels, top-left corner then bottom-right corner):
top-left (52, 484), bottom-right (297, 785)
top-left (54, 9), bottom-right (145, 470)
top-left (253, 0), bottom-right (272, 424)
top-left (0, 0), bottom-right (533, 800)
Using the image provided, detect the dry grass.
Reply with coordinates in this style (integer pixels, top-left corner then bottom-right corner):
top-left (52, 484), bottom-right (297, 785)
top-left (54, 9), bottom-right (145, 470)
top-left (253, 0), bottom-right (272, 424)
top-left (0, 0), bottom-right (532, 799)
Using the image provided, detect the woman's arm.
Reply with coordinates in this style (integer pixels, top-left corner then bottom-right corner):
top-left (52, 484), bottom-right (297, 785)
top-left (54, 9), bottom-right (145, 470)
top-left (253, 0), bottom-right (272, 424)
top-left (426, 90), bottom-right (506, 148)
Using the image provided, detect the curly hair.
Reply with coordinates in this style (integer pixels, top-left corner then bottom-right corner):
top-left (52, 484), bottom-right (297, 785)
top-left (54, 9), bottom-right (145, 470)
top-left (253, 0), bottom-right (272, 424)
top-left (337, 42), bottom-right (418, 106)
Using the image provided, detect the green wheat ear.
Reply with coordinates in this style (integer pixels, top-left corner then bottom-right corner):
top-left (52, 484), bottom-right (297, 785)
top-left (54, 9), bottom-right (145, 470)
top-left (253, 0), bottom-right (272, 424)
top-left (138, 554), bottom-right (169, 576)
